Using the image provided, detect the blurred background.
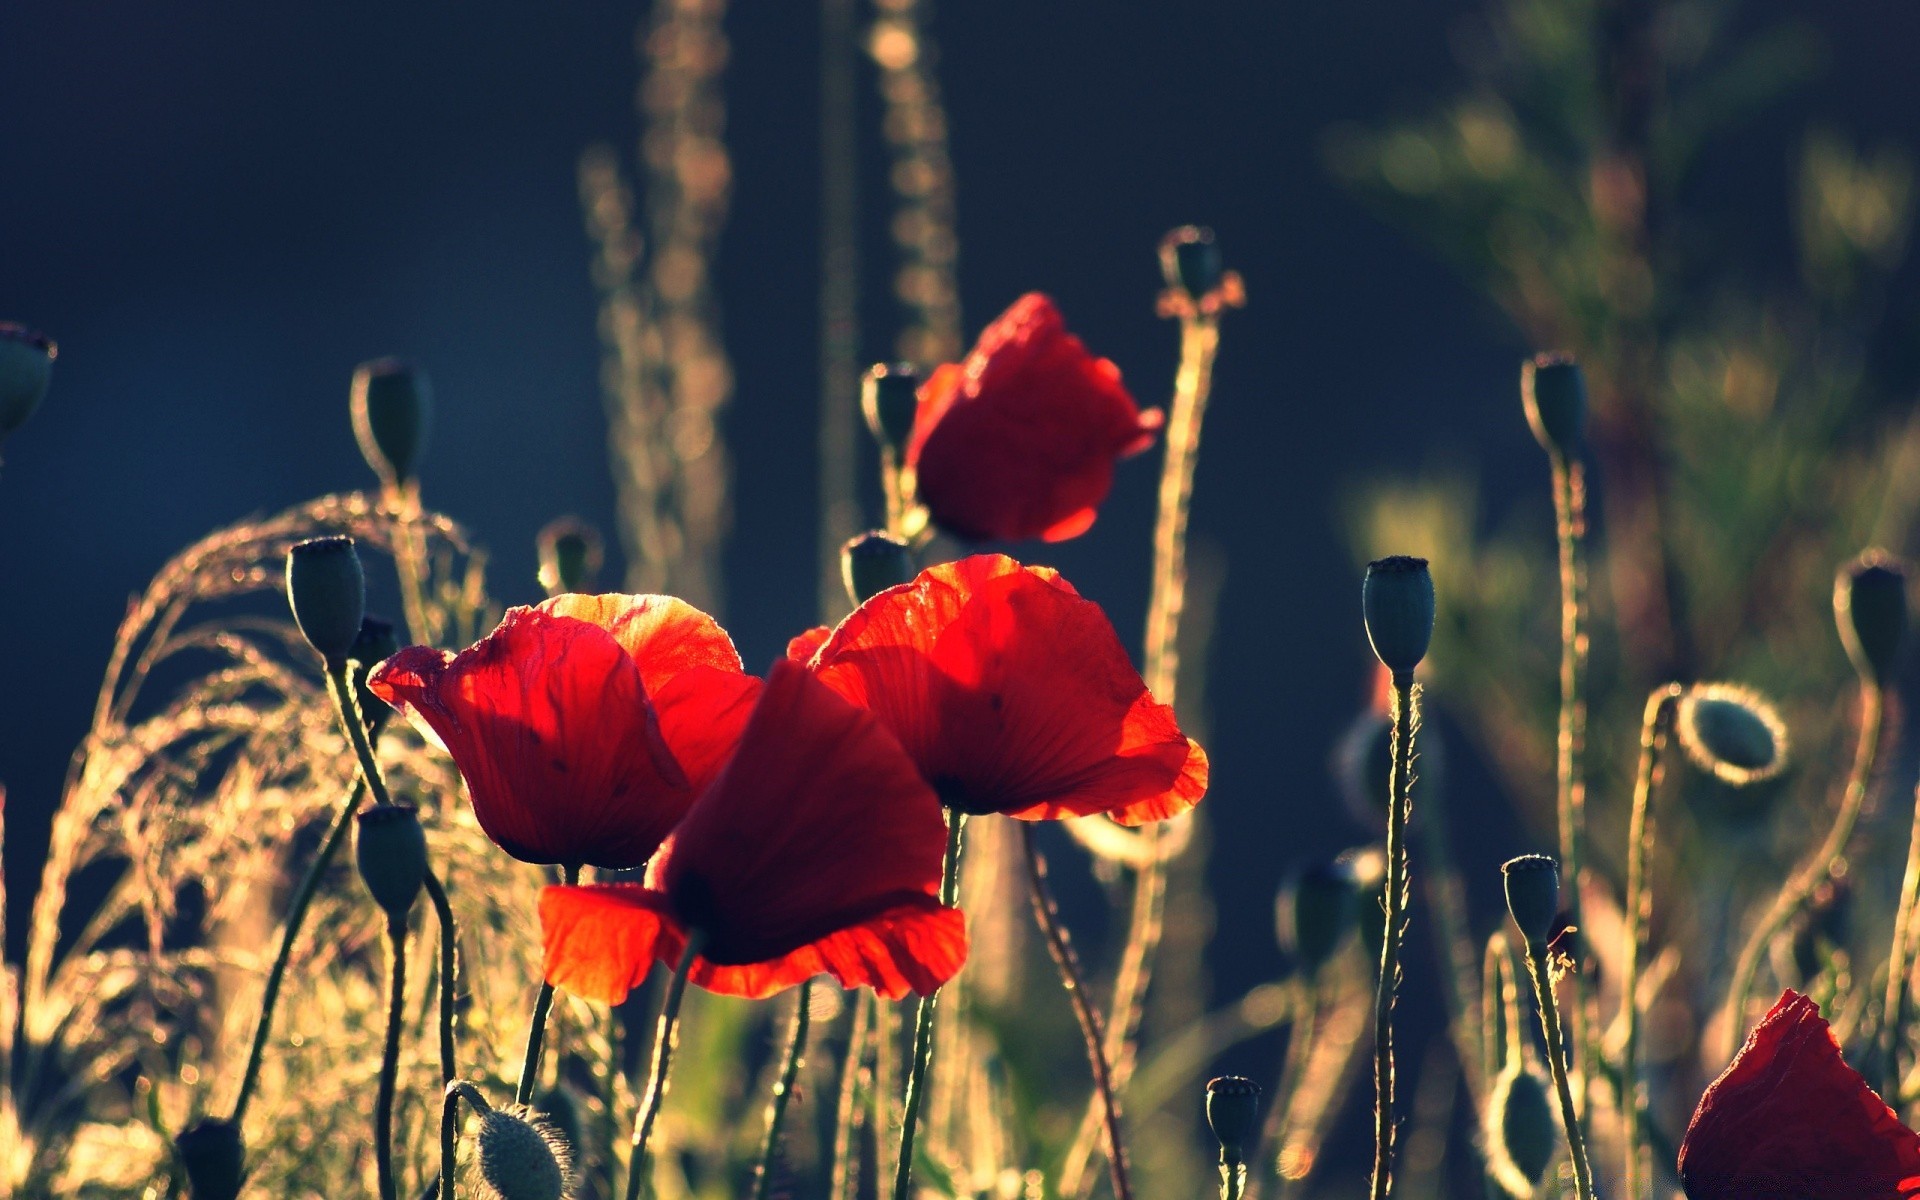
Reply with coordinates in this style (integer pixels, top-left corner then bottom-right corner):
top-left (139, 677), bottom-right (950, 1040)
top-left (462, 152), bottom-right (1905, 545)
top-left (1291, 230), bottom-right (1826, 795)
top-left (8, 1), bottom-right (1920, 1194)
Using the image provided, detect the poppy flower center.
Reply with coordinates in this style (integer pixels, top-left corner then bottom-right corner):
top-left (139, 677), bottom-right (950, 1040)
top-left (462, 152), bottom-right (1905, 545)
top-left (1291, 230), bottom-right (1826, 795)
top-left (933, 776), bottom-right (996, 815)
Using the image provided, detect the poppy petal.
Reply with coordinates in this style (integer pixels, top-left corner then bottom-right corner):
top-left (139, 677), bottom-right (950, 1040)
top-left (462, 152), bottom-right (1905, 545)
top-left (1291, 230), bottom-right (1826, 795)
top-left (786, 626), bottom-right (831, 664)
top-left (539, 593), bottom-right (743, 692)
top-left (1679, 990), bottom-right (1920, 1199)
top-left (649, 667), bottom-right (763, 793)
top-left (540, 883), bottom-right (675, 1005)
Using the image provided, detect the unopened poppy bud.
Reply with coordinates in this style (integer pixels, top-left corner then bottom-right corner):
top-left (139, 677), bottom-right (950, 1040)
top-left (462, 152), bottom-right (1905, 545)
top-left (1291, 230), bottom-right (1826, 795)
top-left (287, 536), bottom-right (367, 667)
top-left (0, 324), bottom-right (56, 441)
top-left (356, 804), bottom-right (428, 921)
top-left (1502, 855), bottom-right (1560, 949)
top-left (1485, 1064), bottom-right (1559, 1197)
top-left (1161, 226), bottom-right (1224, 301)
top-left (174, 1118), bottom-right (244, 1200)
top-left (1675, 683), bottom-right (1789, 787)
top-left (862, 363), bottom-right (921, 452)
top-left (473, 1105), bottom-right (573, 1200)
top-left (1363, 556), bottom-right (1434, 677)
top-left (1521, 353), bottom-right (1587, 461)
top-left (842, 530), bottom-right (914, 604)
top-left (350, 615), bottom-right (402, 729)
top-left (350, 358), bottom-right (432, 488)
top-left (1276, 861), bottom-right (1356, 973)
top-left (536, 517), bottom-right (605, 597)
top-left (1835, 551), bottom-right (1908, 686)
top-left (1204, 1076), bottom-right (1261, 1158)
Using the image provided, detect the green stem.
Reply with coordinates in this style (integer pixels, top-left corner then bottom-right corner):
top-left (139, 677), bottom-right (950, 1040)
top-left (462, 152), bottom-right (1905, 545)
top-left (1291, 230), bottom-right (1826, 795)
top-left (831, 992), bottom-right (875, 1200)
top-left (517, 864), bottom-right (581, 1105)
top-left (327, 664), bottom-right (394, 810)
top-left (1726, 683), bottom-right (1882, 1057)
top-left (424, 869), bottom-right (458, 1085)
top-left (1549, 456), bottom-right (1593, 1110)
top-left (752, 979), bottom-right (815, 1200)
top-left (442, 1080), bottom-right (491, 1200)
top-left (376, 916), bottom-right (408, 1200)
top-left (892, 808), bottom-right (964, 1200)
top-left (1622, 685), bottom-right (1681, 1200)
top-left (625, 933), bottom-right (705, 1200)
top-left (1020, 824), bottom-right (1134, 1200)
top-left (1525, 942), bottom-right (1595, 1200)
top-left (1887, 776), bottom-right (1920, 1103)
top-left (229, 776), bottom-right (366, 1126)
top-left (1258, 983), bottom-right (1316, 1187)
top-left (1220, 1150), bottom-right (1247, 1200)
top-left (1368, 675), bottom-right (1419, 1200)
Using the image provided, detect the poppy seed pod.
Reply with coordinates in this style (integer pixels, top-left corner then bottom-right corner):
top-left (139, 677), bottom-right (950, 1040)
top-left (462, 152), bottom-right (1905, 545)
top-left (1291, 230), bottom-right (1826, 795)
top-left (535, 516), bottom-right (605, 597)
top-left (1502, 855), bottom-right (1560, 949)
top-left (1204, 1076), bottom-right (1261, 1158)
top-left (862, 363), bottom-right (921, 451)
top-left (287, 537), bottom-right (367, 666)
top-left (1485, 1064), bottom-right (1559, 1198)
top-left (1276, 860), bottom-right (1356, 973)
top-left (174, 1118), bottom-right (244, 1200)
top-left (349, 615), bottom-right (402, 729)
top-left (350, 358), bottom-right (431, 488)
top-left (473, 1105), bottom-right (573, 1200)
top-left (355, 804), bottom-right (428, 921)
top-left (1160, 226), bottom-right (1224, 301)
top-left (841, 530), bottom-right (915, 604)
top-left (1835, 552), bottom-right (1908, 686)
top-left (0, 323), bottom-right (56, 440)
top-left (1675, 683), bottom-right (1789, 787)
top-left (1521, 353), bottom-right (1587, 461)
top-left (1363, 556), bottom-right (1435, 677)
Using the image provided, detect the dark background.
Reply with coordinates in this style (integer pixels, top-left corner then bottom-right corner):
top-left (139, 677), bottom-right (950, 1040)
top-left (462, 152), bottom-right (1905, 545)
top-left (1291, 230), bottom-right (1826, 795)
top-left (4, 0), bottom-right (1918, 1053)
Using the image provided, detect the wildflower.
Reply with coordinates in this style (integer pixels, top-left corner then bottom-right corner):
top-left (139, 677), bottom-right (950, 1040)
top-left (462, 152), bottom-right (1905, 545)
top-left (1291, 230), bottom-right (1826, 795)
top-left (799, 555), bottom-right (1208, 822)
top-left (908, 294), bottom-right (1163, 543)
top-left (1678, 990), bottom-right (1920, 1199)
top-left (539, 659), bottom-right (967, 1000)
top-left (369, 594), bottom-right (760, 870)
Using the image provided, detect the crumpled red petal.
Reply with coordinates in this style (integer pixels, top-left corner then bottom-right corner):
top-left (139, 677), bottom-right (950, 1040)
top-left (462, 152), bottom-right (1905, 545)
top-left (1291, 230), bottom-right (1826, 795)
top-left (906, 294), bottom-right (1161, 544)
top-left (786, 626), bottom-right (831, 664)
top-left (1678, 989), bottom-right (1920, 1199)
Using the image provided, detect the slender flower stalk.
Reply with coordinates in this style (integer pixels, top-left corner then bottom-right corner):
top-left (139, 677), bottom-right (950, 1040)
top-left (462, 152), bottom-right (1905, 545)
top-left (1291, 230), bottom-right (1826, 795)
top-left (1621, 683), bottom-right (1683, 1200)
top-left (517, 864), bottom-right (582, 1105)
top-left (1256, 984), bottom-right (1319, 1186)
top-left (625, 934), bottom-right (707, 1200)
top-left (1887, 778), bottom-right (1920, 1100)
top-left (752, 979), bottom-right (815, 1200)
top-left (1549, 449), bottom-right (1594, 1103)
top-left (1368, 675), bottom-right (1420, 1200)
top-left (375, 914), bottom-right (408, 1200)
top-left (1020, 824), bottom-right (1134, 1200)
top-left (1725, 682), bottom-right (1882, 1057)
top-left (892, 808), bottom-right (964, 1200)
top-left (831, 992), bottom-right (874, 1200)
top-left (1523, 940), bottom-right (1596, 1200)
top-left (424, 869), bottom-right (459, 1085)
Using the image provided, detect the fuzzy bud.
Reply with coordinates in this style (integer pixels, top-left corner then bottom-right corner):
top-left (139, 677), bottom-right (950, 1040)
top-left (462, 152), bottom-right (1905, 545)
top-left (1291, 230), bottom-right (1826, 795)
top-left (1276, 861), bottom-right (1356, 973)
top-left (1204, 1076), bottom-right (1261, 1159)
top-left (174, 1119), bottom-right (244, 1200)
top-left (0, 323), bottom-right (56, 441)
top-left (841, 530), bottom-right (915, 604)
top-left (1521, 353), bottom-right (1587, 461)
top-left (473, 1105), bottom-right (572, 1200)
top-left (862, 364), bottom-right (921, 452)
top-left (1502, 855), bottom-right (1560, 949)
top-left (1485, 1065), bottom-right (1559, 1197)
top-left (1836, 551), bottom-right (1908, 686)
top-left (1160, 226), bottom-right (1224, 301)
top-left (287, 537), bottom-right (367, 667)
top-left (350, 358), bottom-right (432, 488)
top-left (536, 517), bottom-right (605, 597)
top-left (1363, 556), bottom-right (1435, 677)
top-left (355, 804), bottom-right (428, 921)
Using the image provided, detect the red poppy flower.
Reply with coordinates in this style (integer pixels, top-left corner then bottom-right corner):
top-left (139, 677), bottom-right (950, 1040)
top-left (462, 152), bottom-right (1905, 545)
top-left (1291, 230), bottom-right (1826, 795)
top-left (907, 293), bottom-right (1162, 543)
top-left (368, 593), bottom-right (760, 870)
top-left (539, 659), bottom-right (967, 1001)
top-left (1678, 990), bottom-right (1920, 1199)
top-left (798, 554), bottom-right (1207, 823)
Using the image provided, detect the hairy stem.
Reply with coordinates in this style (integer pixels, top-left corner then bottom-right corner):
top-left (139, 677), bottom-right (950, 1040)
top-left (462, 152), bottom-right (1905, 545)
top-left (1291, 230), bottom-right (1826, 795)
top-left (376, 916), bottom-right (408, 1200)
top-left (626, 933), bottom-right (705, 1200)
top-left (424, 869), bottom-right (459, 1085)
top-left (752, 979), bottom-right (815, 1200)
top-left (1622, 684), bottom-right (1681, 1199)
top-left (831, 992), bottom-right (875, 1200)
top-left (517, 864), bottom-right (581, 1105)
top-left (892, 809), bottom-right (964, 1200)
top-left (1549, 456), bottom-right (1593, 1109)
top-left (1368, 676), bottom-right (1418, 1200)
top-left (1526, 942), bottom-right (1596, 1200)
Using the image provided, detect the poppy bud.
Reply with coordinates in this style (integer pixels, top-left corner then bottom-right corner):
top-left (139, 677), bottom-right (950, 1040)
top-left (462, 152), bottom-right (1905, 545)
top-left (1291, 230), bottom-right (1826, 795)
top-left (0, 323), bottom-right (56, 441)
top-left (473, 1105), bottom-right (573, 1200)
top-left (841, 530), bottom-right (915, 605)
top-left (1204, 1076), bottom-right (1261, 1159)
top-left (535, 516), bottom-right (605, 597)
top-left (1362, 556), bottom-right (1434, 677)
top-left (355, 804), bottom-right (428, 921)
top-left (349, 615), bottom-right (402, 729)
top-left (1485, 1064), bottom-right (1559, 1197)
top-left (174, 1118), bottom-right (244, 1200)
top-left (1502, 855), bottom-right (1559, 949)
top-left (287, 536), bottom-right (367, 667)
top-left (1675, 683), bottom-right (1789, 787)
top-left (862, 363), bottom-right (921, 452)
top-left (1835, 551), bottom-right (1908, 686)
top-left (350, 358), bottom-right (432, 488)
top-left (1276, 860), bottom-right (1356, 973)
top-left (1160, 226), bottom-right (1224, 302)
top-left (1521, 353), bottom-right (1587, 461)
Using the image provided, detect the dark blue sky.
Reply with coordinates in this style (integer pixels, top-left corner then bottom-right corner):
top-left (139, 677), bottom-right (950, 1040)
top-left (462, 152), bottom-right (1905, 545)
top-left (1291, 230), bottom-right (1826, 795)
top-left (4, 1), bottom-right (1918, 1001)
